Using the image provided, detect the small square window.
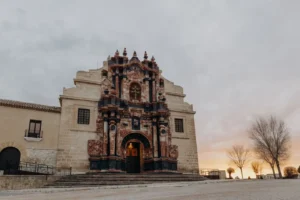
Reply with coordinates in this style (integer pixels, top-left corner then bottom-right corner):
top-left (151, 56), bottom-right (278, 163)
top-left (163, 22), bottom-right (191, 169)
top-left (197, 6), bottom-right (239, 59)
top-left (78, 108), bottom-right (90, 124)
top-left (174, 118), bottom-right (184, 133)
top-left (28, 120), bottom-right (42, 138)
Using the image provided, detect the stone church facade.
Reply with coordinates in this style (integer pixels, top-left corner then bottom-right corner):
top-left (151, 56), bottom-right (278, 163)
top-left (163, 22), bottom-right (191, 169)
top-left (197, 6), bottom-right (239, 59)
top-left (0, 49), bottom-right (199, 174)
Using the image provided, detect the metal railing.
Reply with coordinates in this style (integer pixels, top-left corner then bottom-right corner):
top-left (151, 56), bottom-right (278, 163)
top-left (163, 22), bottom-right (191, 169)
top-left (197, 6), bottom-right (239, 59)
top-left (24, 129), bottom-right (43, 138)
top-left (4, 161), bottom-right (72, 176)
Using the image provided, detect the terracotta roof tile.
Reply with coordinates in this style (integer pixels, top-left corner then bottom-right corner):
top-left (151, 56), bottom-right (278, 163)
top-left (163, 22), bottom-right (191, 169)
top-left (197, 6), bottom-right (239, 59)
top-left (0, 99), bottom-right (61, 113)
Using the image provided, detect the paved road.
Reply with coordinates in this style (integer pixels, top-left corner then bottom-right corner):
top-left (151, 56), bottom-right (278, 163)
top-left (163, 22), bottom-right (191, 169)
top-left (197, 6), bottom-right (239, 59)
top-left (1, 179), bottom-right (300, 200)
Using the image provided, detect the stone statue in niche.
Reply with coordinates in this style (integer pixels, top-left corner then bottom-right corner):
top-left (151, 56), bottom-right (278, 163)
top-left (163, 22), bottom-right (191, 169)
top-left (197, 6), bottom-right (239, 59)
top-left (132, 117), bottom-right (140, 130)
top-left (133, 119), bottom-right (139, 127)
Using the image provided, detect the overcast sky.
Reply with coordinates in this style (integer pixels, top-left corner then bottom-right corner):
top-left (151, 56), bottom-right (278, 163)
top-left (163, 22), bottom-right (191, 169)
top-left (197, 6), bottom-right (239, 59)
top-left (1, 0), bottom-right (300, 177)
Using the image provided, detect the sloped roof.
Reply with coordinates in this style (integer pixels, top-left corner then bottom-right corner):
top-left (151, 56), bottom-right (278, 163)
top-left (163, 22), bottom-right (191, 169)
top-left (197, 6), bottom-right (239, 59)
top-left (0, 99), bottom-right (61, 113)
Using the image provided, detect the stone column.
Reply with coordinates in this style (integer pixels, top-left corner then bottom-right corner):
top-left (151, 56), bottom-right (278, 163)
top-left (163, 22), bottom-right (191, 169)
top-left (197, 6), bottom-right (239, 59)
top-left (144, 79), bottom-right (149, 102)
top-left (109, 119), bottom-right (116, 155)
top-left (159, 119), bottom-right (167, 157)
top-left (152, 75), bottom-right (156, 102)
top-left (115, 75), bottom-right (119, 97)
top-left (119, 77), bottom-right (122, 99)
top-left (116, 122), bottom-right (122, 156)
top-left (103, 117), bottom-right (108, 155)
top-left (152, 118), bottom-right (158, 157)
top-left (144, 72), bottom-right (150, 102)
top-left (159, 132), bottom-right (167, 157)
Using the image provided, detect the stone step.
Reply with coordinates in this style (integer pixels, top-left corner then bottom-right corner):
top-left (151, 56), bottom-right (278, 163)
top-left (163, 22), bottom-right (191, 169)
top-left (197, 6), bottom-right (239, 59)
top-left (60, 176), bottom-right (204, 179)
top-left (45, 174), bottom-right (207, 188)
top-left (46, 180), bottom-right (203, 187)
top-left (62, 174), bottom-right (201, 178)
top-left (57, 177), bottom-right (203, 180)
top-left (56, 178), bottom-right (204, 183)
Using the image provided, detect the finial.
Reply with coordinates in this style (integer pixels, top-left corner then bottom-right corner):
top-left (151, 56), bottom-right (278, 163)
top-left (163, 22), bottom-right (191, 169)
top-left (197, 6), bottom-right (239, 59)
top-left (123, 48), bottom-right (127, 56)
top-left (151, 56), bottom-right (155, 62)
top-left (144, 51), bottom-right (148, 60)
top-left (115, 50), bottom-right (119, 56)
top-left (133, 51), bottom-right (137, 57)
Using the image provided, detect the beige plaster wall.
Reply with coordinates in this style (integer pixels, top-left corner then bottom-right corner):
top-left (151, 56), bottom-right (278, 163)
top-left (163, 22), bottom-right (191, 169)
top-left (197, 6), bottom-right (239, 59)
top-left (163, 76), bottom-right (199, 173)
top-left (0, 106), bottom-right (60, 166)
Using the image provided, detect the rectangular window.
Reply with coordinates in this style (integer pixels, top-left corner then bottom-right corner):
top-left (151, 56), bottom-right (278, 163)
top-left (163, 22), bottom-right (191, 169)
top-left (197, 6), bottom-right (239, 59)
top-left (77, 108), bottom-right (90, 124)
top-left (28, 120), bottom-right (42, 138)
top-left (174, 118), bottom-right (184, 133)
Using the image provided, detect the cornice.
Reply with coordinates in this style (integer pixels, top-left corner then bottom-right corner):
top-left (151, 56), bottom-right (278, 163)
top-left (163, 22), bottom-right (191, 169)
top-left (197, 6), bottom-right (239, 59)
top-left (165, 92), bottom-right (186, 98)
top-left (0, 99), bottom-right (61, 113)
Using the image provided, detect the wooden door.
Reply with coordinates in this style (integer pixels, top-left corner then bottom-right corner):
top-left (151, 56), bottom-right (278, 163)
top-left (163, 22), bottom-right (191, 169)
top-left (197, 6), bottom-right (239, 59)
top-left (126, 143), bottom-right (140, 173)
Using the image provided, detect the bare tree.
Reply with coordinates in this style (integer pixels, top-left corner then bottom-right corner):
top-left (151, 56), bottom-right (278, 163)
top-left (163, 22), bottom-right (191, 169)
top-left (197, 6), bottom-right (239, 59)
top-left (227, 145), bottom-right (251, 179)
top-left (251, 161), bottom-right (260, 176)
top-left (248, 116), bottom-right (291, 178)
top-left (258, 161), bottom-right (264, 175)
top-left (251, 161), bottom-right (264, 178)
top-left (254, 145), bottom-right (277, 178)
top-left (227, 167), bottom-right (235, 179)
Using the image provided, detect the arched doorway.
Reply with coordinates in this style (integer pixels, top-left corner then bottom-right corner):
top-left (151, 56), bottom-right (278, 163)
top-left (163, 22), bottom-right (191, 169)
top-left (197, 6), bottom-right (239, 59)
top-left (0, 147), bottom-right (21, 172)
top-left (126, 142), bottom-right (140, 173)
top-left (122, 133), bottom-right (151, 173)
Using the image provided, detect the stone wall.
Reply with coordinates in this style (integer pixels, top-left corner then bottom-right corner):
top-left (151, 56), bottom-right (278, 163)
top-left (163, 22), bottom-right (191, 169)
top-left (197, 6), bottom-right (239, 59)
top-left (26, 149), bottom-right (57, 166)
top-left (171, 112), bottom-right (199, 173)
top-left (56, 98), bottom-right (98, 172)
top-left (0, 175), bottom-right (60, 190)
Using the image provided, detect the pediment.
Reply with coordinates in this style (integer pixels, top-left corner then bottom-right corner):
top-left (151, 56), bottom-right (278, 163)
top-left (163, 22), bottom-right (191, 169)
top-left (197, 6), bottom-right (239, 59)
top-left (129, 56), bottom-right (140, 63)
top-left (127, 64), bottom-right (143, 73)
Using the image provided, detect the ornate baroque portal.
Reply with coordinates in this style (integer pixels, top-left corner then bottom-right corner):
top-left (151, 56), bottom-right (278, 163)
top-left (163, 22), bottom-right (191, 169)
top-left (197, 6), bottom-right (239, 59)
top-left (87, 49), bottom-right (179, 173)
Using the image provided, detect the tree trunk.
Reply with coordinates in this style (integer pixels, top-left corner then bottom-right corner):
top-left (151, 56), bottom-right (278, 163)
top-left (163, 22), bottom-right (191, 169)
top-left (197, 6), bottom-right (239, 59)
top-left (271, 165), bottom-right (276, 179)
top-left (275, 160), bottom-right (282, 178)
top-left (229, 173), bottom-right (232, 179)
top-left (240, 168), bottom-right (244, 179)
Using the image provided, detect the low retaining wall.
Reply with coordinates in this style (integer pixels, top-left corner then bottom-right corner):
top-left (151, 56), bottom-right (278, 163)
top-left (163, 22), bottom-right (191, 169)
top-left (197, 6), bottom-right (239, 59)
top-left (0, 175), bottom-right (61, 190)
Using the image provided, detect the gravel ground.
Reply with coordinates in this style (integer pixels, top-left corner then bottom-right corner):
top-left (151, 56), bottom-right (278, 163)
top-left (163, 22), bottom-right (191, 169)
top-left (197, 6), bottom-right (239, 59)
top-left (0, 179), bottom-right (299, 200)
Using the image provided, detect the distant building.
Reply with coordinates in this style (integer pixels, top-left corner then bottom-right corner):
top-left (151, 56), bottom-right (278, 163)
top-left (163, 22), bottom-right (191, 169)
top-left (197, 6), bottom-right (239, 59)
top-left (257, 174), bottom-right (280, 179)
top-left (200, 169), bottom-right (226, 179)
top-left (219, 170), bottom-right (226, 179)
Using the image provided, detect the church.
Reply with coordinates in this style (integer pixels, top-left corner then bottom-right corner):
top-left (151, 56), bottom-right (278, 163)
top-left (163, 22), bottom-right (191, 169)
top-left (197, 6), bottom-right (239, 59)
top-left (0, 49), bottom-right (199, 174)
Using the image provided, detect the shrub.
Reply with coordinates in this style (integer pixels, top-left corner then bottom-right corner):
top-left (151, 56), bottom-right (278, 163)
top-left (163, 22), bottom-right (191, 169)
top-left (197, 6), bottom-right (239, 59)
top-left (284, 166), bottom-right (298, 179)
top-left (298, 166), bottom-right (300, 174)
top-left (227, 167), bottom-right (235, 179)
